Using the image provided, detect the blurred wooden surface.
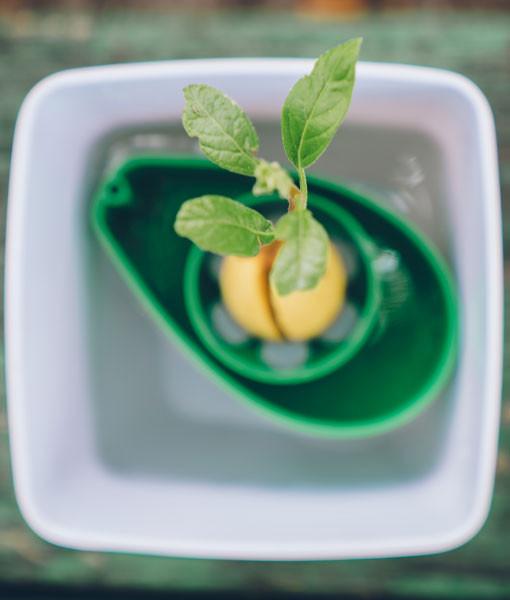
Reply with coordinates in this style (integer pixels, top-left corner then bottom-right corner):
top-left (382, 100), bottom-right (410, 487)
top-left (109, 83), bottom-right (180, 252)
top-left (0, 7), bottom-right (509, 599)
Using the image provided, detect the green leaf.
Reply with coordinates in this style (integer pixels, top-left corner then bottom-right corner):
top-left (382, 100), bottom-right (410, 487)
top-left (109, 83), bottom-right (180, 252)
top-left (174, 195), bottom-right (274, 256)
top-left (271, 209), bottom-right (329, 295)
top-left (281, 37), bottom-right (362, 170)
top-left (183, 84), bottom-right (260, 176)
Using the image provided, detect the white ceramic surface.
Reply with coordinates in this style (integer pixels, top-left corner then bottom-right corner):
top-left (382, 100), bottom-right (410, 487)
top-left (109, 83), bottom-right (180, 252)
top-left (5, 60), bottom-right (502, 560)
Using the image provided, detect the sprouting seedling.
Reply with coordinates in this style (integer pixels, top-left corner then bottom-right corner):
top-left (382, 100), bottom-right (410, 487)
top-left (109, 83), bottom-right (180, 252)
top-left (174, 37), bottom-right (362, 295)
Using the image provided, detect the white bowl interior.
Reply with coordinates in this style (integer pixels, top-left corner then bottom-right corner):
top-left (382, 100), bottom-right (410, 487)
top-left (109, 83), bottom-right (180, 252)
top-left (6, 61), bottom-right (501, 559)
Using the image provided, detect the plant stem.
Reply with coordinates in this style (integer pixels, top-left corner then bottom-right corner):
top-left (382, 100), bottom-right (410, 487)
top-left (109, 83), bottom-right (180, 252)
top-left (298, 167), bottom-right (308, 210)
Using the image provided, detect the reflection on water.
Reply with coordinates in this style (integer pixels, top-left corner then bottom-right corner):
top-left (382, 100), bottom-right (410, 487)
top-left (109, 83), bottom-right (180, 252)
top-left (372, 248), bottom-right (412, 341)
top-left (389, 154), bottom-right (435, 228)
top-left (319, 302), bottom-right (358, 343)
top-left (260, 341), bottom-right (309, 370)
top-left (211, 302), bottom-right (248, 345)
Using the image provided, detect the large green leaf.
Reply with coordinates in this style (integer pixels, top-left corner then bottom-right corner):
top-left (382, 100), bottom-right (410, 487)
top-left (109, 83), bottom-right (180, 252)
top-left (183, 84), bottom-right (260, 176)
top-left (174, 195), bottom-right (274, 256)
top-left (271, 209), bottom-right (329, 295)
top-left (282, 37), bottom-right (362, 170)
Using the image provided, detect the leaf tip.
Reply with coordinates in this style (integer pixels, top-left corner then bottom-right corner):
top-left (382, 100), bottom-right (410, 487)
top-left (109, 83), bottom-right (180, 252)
top-left (351, 36), bottom-right (363, 57)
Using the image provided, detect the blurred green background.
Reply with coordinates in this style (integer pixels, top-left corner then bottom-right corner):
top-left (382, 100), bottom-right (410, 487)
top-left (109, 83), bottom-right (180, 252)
top-left (0, 1), bottom-right (509, 598)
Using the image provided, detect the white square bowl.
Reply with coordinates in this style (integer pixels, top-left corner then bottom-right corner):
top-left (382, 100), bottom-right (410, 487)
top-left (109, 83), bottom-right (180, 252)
top-left (5, 60), bottom-right (502, 560)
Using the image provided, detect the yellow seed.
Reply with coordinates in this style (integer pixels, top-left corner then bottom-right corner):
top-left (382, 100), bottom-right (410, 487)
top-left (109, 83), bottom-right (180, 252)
top-left (271, 244), bottom-right (347, 341)
top-left (220, 245), bottom-right (282, 342)
top-left (219, 242), bottom-right (346, 342)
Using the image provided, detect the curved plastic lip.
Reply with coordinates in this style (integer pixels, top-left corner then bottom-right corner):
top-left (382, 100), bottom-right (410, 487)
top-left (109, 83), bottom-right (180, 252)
top-left (5, 59), bottom-right (502, 560)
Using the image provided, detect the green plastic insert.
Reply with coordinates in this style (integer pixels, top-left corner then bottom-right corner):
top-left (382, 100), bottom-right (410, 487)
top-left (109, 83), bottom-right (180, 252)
top-left (184, 194), bottom-right (381, 384)
top-left (92, 156), bottom-right (458, 438)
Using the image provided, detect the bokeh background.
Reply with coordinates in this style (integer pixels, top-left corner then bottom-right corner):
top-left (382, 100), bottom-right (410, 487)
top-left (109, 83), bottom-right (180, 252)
top-left (0, 1), bottom-right (509, 598)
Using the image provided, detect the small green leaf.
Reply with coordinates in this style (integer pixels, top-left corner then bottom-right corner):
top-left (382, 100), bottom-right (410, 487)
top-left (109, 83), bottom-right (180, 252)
top-left (252, 159), bottom-right (296, 200)
top-left (271, 209), bottom-right (329, 295)
top-left (174, 195), bottom-right (274, 256)
top-left (282, 37), bottom-right (362, 170)
top-left (183, 84), bottom-right (260, 176)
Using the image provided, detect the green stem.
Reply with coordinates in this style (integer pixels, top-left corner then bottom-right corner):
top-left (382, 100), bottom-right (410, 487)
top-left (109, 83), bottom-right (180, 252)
top-left (298, 167), bottom-right (308, 210)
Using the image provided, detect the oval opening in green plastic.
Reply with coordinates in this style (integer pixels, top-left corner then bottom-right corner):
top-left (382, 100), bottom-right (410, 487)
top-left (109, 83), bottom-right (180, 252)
top-left (184, 194), bottom-right (382, 385)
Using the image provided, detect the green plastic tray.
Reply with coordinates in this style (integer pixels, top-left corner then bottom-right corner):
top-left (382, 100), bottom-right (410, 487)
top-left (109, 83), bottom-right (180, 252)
top-left (92, 156), bottom-right (458, 438)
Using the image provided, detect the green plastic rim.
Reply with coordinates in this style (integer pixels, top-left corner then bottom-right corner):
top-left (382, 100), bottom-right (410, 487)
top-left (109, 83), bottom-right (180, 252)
top-left (91, 156), bottom-right (458, 439)
top-left (184, 194), bottom-right (382, 385)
